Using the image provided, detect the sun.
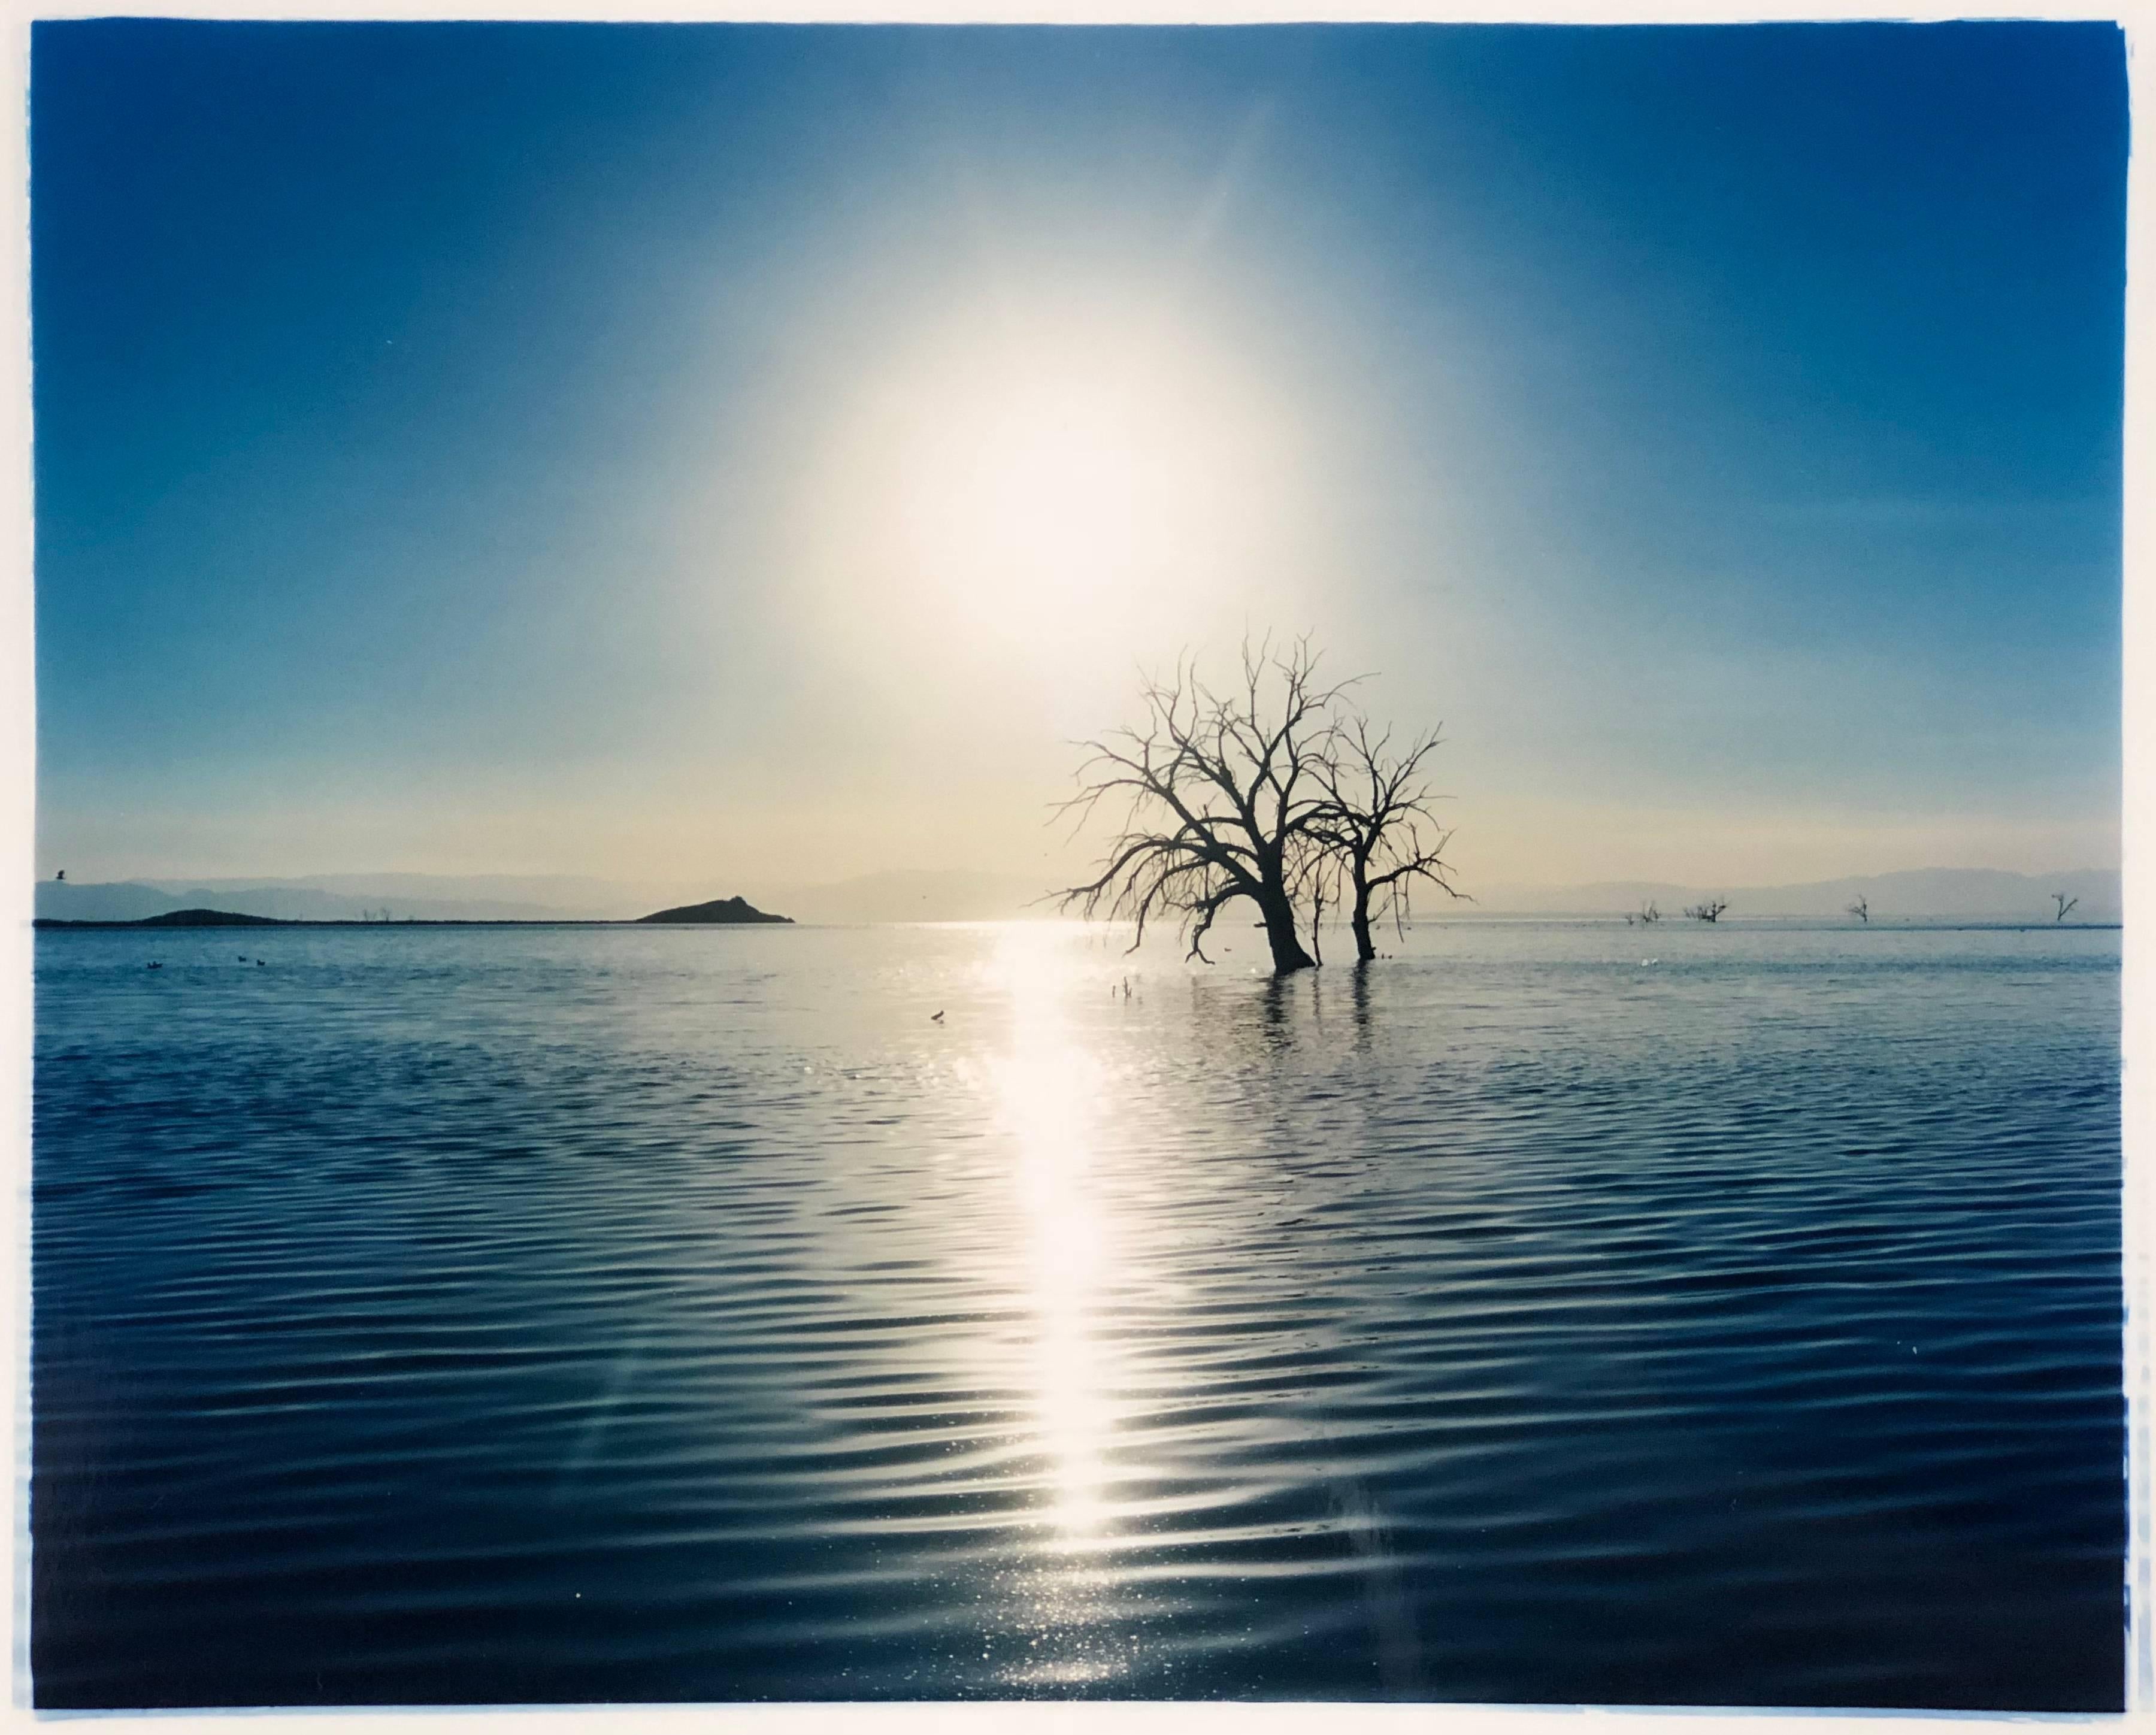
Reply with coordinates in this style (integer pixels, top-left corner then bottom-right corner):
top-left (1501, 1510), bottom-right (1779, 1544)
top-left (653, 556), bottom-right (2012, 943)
top-left (895, 362), bottom-right (1191, 634)
top-left (815, 303), bottom-right (1297, 654)
top-left (788, 297), bottom-right (1316, 692)
top-left (959, 383), bottom-right (1154, 580)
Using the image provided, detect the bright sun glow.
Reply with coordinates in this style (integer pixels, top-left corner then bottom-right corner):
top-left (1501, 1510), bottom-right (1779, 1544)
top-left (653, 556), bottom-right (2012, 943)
top-left (898, 371), bottom-right (1184, 619)
top-left (799, 299), bottom-right (1314, 683)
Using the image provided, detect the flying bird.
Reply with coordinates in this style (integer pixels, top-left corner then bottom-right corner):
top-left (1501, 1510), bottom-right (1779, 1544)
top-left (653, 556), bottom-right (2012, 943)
top-left (931, 1010), bottom-right (945, 1023)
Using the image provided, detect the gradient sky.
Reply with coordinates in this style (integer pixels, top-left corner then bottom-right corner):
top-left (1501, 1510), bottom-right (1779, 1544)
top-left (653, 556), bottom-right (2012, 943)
top-left (32, 20), bottom-right (2127, 892)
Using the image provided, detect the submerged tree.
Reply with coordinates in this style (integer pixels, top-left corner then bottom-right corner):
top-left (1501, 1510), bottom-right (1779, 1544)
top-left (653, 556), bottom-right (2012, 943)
top-left (1684, 898), bottom-right (1729, 923)
top-left (1308, 714), bottom-right (1467, 962)
top-left (1057, 639), bottom-right (1348, 973)
top-left (1057, 638), bottom-right (1461, 973)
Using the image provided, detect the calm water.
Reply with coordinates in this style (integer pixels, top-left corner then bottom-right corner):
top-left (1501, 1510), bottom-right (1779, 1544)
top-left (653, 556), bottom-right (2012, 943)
top-left (32, 919), bottom-right (2122, 1709)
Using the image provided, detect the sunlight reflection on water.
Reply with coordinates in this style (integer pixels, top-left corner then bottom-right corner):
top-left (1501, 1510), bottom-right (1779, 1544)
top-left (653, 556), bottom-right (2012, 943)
top-left (984, 925), bottom-right (1142, 1686)
top-left (991, 925), bottom-right (1120, 1551)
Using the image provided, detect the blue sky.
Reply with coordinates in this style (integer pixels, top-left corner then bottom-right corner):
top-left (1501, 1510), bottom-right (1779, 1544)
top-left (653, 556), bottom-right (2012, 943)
top-left (32, 21), bottom-right (2126, 889)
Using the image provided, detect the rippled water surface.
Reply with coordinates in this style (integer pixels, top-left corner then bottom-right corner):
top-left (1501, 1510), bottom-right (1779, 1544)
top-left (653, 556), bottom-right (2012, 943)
top-left (32, 919), bottom-right (2122, 1709)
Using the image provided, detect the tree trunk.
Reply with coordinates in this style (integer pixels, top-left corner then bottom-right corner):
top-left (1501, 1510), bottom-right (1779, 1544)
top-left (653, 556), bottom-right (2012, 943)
top-left (1349, 859), bottom-right (1378, 962)
top-left (1257, 885), bottom-right (1315, 973)
top-left (1350, 901), bottom-right (1376, 963)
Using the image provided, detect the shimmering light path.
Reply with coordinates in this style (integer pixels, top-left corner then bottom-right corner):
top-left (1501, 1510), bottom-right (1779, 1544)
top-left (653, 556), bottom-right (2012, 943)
top-left (31, 919), bottom-right (2122, 1708)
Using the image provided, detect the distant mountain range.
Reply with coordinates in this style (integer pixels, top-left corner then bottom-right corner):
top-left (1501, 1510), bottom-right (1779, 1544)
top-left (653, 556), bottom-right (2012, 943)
top-left (741, 870), bottom-right (1049, 925)
top-left (32, 870), bottom-right (1054, 926)
top-left (1465, 867), bottom-right (2121, 922)
top-left (34, 878), bottom-right (604, 923)
top-left (37, 897), bottom-right (794, 930)
top-left (31, 864), bottom-right (2121, 926)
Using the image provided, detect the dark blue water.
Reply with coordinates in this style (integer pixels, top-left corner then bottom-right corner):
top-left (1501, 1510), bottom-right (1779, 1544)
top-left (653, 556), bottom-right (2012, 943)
top-left (31, 919), bottom-right (2122, 1709)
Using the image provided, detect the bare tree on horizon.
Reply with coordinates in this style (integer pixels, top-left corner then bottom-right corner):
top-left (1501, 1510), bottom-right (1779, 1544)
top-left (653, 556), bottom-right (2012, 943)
top-left (1056, 637), bottom-right (1461, 973)
top-left (1847, 896), bottom-right (1869, 923)
top-left (2054, 892), bottom-right (2079, 923)
top-left (1307, 713), bottom-right (1467, 962)
top-left (1684, 898), bottom-right (1730, 923)
top-left (1056, 638), bottom-right (1349, 973)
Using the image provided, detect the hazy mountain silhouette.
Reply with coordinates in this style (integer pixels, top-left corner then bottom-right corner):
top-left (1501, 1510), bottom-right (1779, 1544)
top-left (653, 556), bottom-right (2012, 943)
top-left (34, 879), bottom-right (583, 923)
top-left (32, 864), bottom-right (2120, 928)
top-left (1467, 867), bottom-right (2121, 921)
top-left (35, 870), bottom-right (1051, 925)
top-left (747, 870), bottom-right (1046, 925)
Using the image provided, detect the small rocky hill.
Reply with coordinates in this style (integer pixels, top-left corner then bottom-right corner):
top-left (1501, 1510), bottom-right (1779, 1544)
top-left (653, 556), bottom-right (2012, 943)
top-left (634, 896), bottom-right (792, 925)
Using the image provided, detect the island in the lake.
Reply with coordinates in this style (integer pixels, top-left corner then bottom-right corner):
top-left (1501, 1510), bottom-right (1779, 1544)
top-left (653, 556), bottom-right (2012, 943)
top-left (34, 897), bottom-right (794, 929)
top-left (634, 896), bottom-right (792, 925)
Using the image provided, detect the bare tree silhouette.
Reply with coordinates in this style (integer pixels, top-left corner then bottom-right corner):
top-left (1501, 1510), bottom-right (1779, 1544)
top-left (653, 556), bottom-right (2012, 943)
top-left (1058, 638), bottom-right (1350, 973)
top-left (1684, 898), bottom-right (1729, 923)
top-left (1847, 896), bottom-right (1869, 923)
top-left (2053, 892), bottom-right (2079, 923)
top-left (1308, 713), bottom-right (1467, 962)
top-left (1058, 638), bottom-right (1464, 973)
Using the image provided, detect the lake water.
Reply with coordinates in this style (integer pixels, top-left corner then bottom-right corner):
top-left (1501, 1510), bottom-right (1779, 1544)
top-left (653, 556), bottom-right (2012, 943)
top-left (30, 919), bottom-right (2123, 1709)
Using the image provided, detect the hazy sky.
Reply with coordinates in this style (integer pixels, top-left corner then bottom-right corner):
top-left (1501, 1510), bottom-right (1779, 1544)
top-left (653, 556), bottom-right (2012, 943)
top-left (32, 20), bottom-right (2126, 892)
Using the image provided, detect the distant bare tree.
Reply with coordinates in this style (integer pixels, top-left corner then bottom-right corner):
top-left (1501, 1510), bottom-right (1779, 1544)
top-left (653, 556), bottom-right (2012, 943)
top-left (1684, 898), bottom-right (1729, 923)
top-left (2054, 892), bottom-right (2079, 923)
top-left (1058, 638), bottom-right (1351, 973)
top-left (1308, 714), bottom-right (1467, 962)
top-left (1847, 897), bottom-right (1869, 923)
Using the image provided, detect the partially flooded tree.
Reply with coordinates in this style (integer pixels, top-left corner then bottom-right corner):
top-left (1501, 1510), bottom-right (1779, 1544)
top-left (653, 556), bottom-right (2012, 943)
top-left (1846, 896), bottom-right (1869, 923)
top-left (1292, 829), bottom-right (1340, 967)
top-left (1057, 639), bottom-right (1351, 973)
top-left (1684, 898), bottom-right (1729, 923)
top-left (1309, 714), bottom-right (1466, 962)
top-left (1625, 901), bottom-right (1662, 928)
top-left (2054, 892), bottom-right (2079, 923)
